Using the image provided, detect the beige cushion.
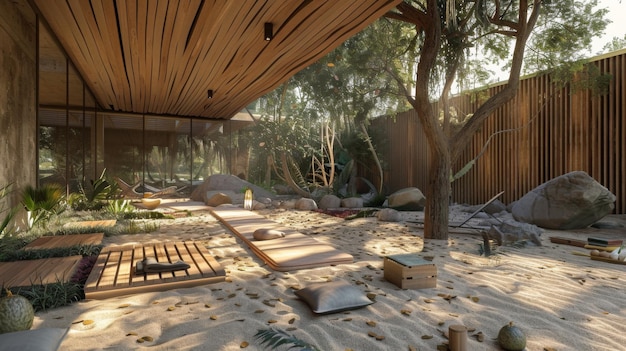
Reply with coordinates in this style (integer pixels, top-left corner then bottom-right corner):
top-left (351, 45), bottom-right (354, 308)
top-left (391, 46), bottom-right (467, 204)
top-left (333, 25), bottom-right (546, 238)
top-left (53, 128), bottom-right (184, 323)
top-left (253, 228), bottom-right (285, 241)
top-left (294, 280), bottom-right (374, 314)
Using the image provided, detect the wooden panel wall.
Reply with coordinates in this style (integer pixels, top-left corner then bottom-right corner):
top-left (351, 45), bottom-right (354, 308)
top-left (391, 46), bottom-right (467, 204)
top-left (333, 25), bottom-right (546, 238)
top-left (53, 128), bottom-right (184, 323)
top-left (372, 49), bottom-right (625, 214)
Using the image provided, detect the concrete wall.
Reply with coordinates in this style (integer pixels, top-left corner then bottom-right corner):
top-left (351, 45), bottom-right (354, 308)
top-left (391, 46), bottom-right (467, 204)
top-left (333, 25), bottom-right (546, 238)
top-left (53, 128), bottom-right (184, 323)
top-left (0, 0), bottom-right (37, 212)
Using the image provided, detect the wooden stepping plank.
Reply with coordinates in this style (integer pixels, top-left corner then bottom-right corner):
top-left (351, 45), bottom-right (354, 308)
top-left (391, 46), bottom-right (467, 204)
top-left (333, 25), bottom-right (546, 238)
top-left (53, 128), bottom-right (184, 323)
top-left (24, 233), bottom-right (104, 250)
top-left (84, 241), bottom-right (225, 299)
top-left (210, 207), bottom-right (353, 272)
top-left (0, 256), bottom-right (83, 288)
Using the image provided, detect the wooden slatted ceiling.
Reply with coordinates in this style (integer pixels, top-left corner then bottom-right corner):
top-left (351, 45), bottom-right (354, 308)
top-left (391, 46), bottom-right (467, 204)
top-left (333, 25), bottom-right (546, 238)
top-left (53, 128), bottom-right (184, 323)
top-left (34, 0), bottom-right (401, 120)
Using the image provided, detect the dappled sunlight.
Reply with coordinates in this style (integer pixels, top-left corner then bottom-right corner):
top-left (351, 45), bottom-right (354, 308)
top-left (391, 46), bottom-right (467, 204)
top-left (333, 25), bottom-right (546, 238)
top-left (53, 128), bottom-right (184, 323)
top-left (32, 208), bottom-right (626, 350)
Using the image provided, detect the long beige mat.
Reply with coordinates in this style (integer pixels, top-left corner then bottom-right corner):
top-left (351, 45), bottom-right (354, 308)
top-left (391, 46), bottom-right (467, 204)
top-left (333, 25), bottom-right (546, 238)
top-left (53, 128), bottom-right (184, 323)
top-left (0, 256), bottom-right (83, 288)
top-left (84, 241), bottom-right (225, 299)
top-left (210, 207), bottom-right (353, 272)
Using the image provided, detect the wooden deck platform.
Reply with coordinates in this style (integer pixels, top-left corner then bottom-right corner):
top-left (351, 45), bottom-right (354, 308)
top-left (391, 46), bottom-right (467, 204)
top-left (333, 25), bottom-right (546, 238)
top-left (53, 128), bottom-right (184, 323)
top-left (24, 233), bottom-right (104, 250)
top-left (84, 241), bottom-right (225, 299)
top-left (0, 256), bottom-right (83, 288)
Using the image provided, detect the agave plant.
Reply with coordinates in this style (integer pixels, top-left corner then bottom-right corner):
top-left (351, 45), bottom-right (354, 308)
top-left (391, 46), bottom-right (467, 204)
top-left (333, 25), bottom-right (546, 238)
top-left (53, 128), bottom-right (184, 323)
top-left (254, 328), bottom-right (320, 351)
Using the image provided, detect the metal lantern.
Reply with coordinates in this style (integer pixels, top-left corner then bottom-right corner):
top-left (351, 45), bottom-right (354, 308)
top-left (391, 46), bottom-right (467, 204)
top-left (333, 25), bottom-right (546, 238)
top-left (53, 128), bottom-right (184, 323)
top-left (244, 188), bottom-right (253, 210)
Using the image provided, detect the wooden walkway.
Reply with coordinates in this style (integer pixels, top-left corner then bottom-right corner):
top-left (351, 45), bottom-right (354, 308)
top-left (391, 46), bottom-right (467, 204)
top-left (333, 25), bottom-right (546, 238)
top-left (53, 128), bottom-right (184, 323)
top-left (24, 233), bottom-right (104, 250)
top-left (84, 241), bottom-right (225, 299)
top-left (0, 256), bottom-right (83, 288)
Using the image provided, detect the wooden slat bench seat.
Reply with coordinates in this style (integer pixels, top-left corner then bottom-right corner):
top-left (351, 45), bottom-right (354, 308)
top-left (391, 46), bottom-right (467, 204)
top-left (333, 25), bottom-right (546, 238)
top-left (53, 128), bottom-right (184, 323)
top-left (84, 241), bottom-right (225, 299)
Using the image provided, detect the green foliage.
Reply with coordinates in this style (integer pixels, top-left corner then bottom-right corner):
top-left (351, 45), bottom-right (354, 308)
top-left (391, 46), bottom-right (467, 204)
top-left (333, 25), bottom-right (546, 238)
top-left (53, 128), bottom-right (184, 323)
top-left (125, 220), bottom-right (160, 234)
top-left (0, 244), bottom-right (102, 262)
top-left (70, 169), bottom-right (115, 211)
top-left (105, 199), bottom-right (134, 217)
top-left (3, 282), bottom-right (83, 312)
top-left (254, 328), bottom-right (320, 351)
top-left (21, 184), bottom-right (65, 229)
top-left (0, 183), bottom-right (18, 238)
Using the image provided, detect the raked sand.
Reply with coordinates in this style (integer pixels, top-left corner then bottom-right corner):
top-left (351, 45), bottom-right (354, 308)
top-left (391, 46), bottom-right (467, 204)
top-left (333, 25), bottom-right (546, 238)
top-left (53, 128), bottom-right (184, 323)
top-left (34, 204), bottom-right (626, 351)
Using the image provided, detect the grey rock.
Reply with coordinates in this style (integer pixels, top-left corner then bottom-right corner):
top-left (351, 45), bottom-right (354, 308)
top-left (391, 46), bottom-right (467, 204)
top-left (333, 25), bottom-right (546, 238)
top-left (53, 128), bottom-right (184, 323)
top-left (377, 208), bottom-right (401, 222)
top-left (387, 187), bottom-right (426, 211)
top-left (205, 192), bottom-right (232, 207)
top-left (191, 174), bottom-right (274, 203)
top-left (512, 171), bottom-right (615, 229)
top-left (318, 194), bottom-right (341, 209)
top-left (295, 198), bottom-right (318, 210)
top-left (341, 197), bottom-right (363, 208)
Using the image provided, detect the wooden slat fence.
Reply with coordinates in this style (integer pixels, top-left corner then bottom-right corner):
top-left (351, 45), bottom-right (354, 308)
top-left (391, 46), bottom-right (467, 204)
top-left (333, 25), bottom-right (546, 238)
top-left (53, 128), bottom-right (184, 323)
top-left (370, 49), bottom-right (625, 214)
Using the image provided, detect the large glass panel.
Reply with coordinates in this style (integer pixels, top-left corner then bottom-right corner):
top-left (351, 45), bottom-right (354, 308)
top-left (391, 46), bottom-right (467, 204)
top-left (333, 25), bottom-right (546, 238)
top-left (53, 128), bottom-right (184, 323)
top-left (39, 109), bottom-right (67, 188)
top-left (66, 64), bottom-right (85, 192)
top-left (102, 114), bottom-right (144, 187)
top-left (144, 116), bottom-right (191, 195)
top-left (38, 22), bottom-right (67, 188)
top-left (84, 91), bottom-right (96, 182)
top-left (191, 119), bottom-right (229, 188)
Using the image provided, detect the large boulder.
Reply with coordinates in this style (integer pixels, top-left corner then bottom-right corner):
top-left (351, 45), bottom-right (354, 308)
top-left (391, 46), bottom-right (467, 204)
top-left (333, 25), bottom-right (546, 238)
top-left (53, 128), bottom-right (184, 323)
top-left (387, 187), bottom-right (426, 211)
top-left (512, 171), bottom-right (616, 229)
top-left (191, 174), bottom-right (274, 204)
top-left (205, 192), bottom-right (232, 207)
top-left (377, 208), bottom-right (401, 222)
top-left (341, 197), bottom-right (363, 208)
top-left (295, 198), bottom-right (318, 210)
top-left (318, 194), bottom-right (341, 209)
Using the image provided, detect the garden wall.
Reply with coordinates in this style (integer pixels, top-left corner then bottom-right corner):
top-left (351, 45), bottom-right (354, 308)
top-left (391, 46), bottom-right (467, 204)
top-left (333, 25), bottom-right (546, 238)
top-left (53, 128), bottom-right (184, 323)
top-left (373, 48), bottom-right (626, 214)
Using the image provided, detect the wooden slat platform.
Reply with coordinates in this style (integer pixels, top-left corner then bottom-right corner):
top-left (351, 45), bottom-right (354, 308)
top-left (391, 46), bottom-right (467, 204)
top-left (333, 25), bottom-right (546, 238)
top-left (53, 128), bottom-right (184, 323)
top-left (24, 233), bottom-right (104, 250)
top-left (0, 256), bottom-right (83, 288)
top-left (210, 207), bottom-right (354, 272)
top-left (84, 241), bottom-right (225, 299)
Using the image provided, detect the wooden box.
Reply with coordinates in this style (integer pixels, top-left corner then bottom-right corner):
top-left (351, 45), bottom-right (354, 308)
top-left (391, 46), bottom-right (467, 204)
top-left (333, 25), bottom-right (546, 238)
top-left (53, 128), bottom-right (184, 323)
top-left (384, 254), bottom-right (437, 289)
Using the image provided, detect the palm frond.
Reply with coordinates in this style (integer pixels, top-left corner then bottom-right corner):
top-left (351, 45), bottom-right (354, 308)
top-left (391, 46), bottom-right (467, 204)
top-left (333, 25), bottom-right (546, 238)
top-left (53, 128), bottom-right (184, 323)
top-left (254, 328), bottom-right (321, 351)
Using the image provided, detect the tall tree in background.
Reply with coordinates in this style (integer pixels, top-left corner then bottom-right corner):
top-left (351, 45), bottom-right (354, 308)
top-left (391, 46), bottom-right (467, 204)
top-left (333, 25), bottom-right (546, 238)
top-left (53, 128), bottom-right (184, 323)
top-left (385, 0), bottom-right (608, 240)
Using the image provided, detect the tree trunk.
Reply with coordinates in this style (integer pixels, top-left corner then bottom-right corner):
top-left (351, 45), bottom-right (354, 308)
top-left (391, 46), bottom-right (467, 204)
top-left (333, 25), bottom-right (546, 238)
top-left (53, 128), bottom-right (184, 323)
top-left (423, 145), bottom-right (451, 240)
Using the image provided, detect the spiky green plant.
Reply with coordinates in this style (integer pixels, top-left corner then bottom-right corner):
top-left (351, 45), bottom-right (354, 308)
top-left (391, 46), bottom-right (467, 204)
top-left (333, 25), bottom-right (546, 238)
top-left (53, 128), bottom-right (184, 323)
top-left (0, 183), bottom-right (18, 238)
top-left (22, 184), bottom-right (65, 228)
top-left (254, 328), bottom-right (321, 351)
top-left (105, 199), bottom-right (134, 217)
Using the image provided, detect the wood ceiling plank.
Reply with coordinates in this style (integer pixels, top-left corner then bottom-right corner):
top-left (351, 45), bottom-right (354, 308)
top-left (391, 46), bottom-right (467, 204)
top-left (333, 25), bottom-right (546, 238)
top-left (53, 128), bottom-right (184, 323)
top-left (183, 0), bottom-right (296, 117)
top-left (163, 0), bottom-right (205, 114)
top-left (64, 0), bottom-right (122, 107)
top-left (172, 1), bottom-right (237, 116)
top-left (148, 1), bottom-right (168, 113)
top-left (36, 0), bottom-right (401, 119)
top-left (88, 0), bottom-right (133, 110)
top-left (116, 0), bottom-right (140, 112)
top-left (208, 0), bottom-right (400, 118)
top-left (36, 2), bottom-right (106, 106)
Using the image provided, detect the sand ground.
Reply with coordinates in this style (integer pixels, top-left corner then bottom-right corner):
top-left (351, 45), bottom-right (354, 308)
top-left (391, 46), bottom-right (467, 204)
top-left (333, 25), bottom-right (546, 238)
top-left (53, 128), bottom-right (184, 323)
top-left (34, 203), bottom-right (626, 351)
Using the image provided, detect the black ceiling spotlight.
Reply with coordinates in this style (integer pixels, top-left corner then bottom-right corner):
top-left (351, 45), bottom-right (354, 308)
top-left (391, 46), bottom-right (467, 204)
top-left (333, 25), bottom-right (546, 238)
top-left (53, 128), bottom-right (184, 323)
top-left (207, 89), bottom-right (213, 99)
top-left (264, 22), bottom-right (273, 41)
